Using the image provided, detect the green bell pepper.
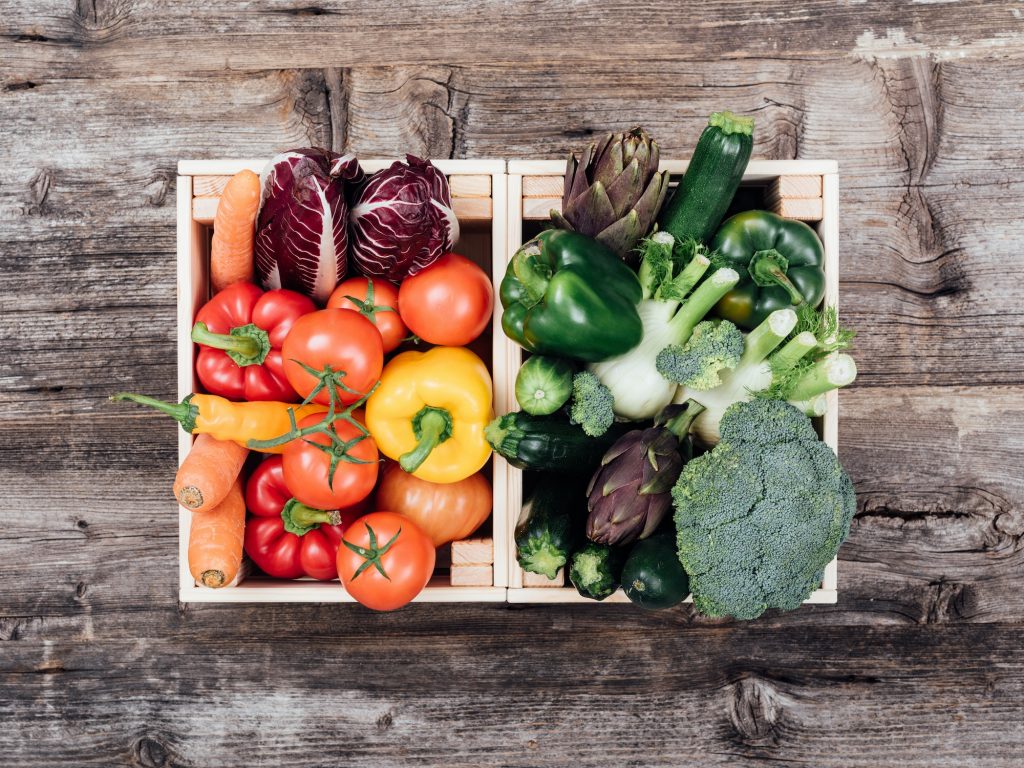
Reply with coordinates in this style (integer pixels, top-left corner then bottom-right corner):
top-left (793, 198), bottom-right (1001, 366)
top-left (710, 210), bottom-right (826, 329)
top-left (500, 230), bottom-right (643, 362)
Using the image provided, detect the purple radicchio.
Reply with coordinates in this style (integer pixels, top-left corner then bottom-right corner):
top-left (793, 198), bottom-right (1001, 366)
top-left (348, 155), bottom-right (459, 281)
top-left (255, 148), bottom-right (364, 304)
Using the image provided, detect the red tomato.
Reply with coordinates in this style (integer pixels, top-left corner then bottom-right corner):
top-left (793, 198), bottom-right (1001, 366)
top-left (398, 253), bottom-right (493, 346)
top-left (282, 412), bottom-right (379, 510)
top-left (243, 456), bottom-right (367, 580)
top-left (337, 511), bottom-right (436, 611)
top-left (282, 309), bottom-right (383, 406)
top-left (327, 277), bottom-right (407, 354)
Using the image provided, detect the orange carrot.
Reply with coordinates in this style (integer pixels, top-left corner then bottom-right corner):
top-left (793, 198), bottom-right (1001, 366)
top-left (174, 434), bottom-right (249, 513)
top-left (188, 478), bottom-right (246, 588)
top-left (210, 169), bottom-right (261, 292)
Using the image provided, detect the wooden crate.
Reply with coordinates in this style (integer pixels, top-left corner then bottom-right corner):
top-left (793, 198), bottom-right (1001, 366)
top-left (176, 158), bottom-right (509, 603)
top-left (504, 159), bottom-right (841, 605)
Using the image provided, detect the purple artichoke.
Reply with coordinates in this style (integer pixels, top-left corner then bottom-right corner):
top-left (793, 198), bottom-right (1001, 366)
top-left (551, 127), bottom-right (670, 264)
top-left (348, 155), bottom-right (459, 281)
top-left (255, 148), bottom-right (364, 304)
top-left (586, 402), bottom-right (704, 546)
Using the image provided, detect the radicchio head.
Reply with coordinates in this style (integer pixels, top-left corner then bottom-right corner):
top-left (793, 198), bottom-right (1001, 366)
top-left (255, 148), bottom-right (364, 304)
top-left (348, 155), bottom-right (459, 281)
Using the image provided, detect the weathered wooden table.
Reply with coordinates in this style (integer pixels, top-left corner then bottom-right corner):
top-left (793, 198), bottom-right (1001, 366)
top-left (2, 3), bottom-right (1022, 766)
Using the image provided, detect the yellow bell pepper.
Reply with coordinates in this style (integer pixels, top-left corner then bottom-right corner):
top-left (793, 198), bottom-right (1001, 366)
top-left (366, 346), bottom-right (493, 483)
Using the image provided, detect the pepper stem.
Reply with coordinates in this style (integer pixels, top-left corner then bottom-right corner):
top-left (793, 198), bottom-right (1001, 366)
top-left (191, 322), bottom-right (270, 367)
top-left (110, 392), bottom-right (197, 433)
top-left (281, 498), bottom-right (342, 536)
top-left (748, 249), bottom-right (804, 305)
top-left (400, 406), bottom-right (454, 473)
top-left (512, 239), bottom-right (551, 307)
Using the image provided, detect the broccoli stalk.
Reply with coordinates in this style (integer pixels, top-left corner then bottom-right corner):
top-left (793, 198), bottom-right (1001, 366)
top-left (589, 233), bottom-right (740, 421)
top-left (675, 306), bottom-right (857, 445)
top-left (568, 371), bottom-right (615, 437)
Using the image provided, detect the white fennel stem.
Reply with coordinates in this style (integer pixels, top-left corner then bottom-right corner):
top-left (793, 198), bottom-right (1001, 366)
top-left (591, 267), bottom-right (740, 421)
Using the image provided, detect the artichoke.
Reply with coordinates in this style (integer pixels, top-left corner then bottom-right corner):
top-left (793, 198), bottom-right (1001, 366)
top-left (586, 401), bottom-right (704, 546)
top-left (551, 127), bottom-right (671, 264)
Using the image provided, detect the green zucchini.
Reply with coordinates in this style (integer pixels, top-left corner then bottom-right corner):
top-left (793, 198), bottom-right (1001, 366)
top-left (484, 411), bottom-right (631, 472)
top-left (515, 475), bottom-right (588, 579)
top-left (621, 531), bottom-right (691, 610)
top-left (515, 355), bottom-right (575, 415)
top-left (569, 542), bottom-right (626, 601)
top-left (658, 111), bottom-right (754, 245)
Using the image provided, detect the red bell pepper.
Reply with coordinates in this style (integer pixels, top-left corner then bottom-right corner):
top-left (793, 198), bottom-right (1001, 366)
top-left (191, 282), bottom-right (316, 402)
top-left (243, 456), bottom-right (365, 580)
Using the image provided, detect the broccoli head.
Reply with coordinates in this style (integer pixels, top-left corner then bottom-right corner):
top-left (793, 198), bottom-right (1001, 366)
top-left (672, 398), bottom-right (856, 619)
top-left (569, 370), bottom-right (615, 437)
top-left (656, 319), bottom-right (744, 390)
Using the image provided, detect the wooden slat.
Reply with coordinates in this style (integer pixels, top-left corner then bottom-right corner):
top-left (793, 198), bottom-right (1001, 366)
top-left (521, 568), bottom-right (565, 588)
top-left (451, 538), bottom-right (493, 566)
top-left (449, 564), bottom-right (493, 587)
top-left (192, 195), bottom-right (492, 225)
top-left (769, 175), bottom-right (823, 199)
top-left (522, 197), bottom-right (560, 220)
top-left (768, 197), bottom-right (824, 221)
top-left (449, 175), bottom-right (491, 198)
top-left (523, 175), bottom-right (565, 197)
top-left (193, 172), bottom-right (492, 201)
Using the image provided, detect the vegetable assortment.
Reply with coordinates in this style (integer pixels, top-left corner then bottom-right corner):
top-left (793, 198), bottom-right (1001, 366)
top-left (115, 152), bottom-right (494, 611)
top-left (498, 111), bottom-right (861, 618)
top-left (124, 115), bottom-right (861, 618)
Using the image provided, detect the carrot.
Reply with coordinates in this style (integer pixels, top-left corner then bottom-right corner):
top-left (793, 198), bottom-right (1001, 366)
top-left (174, 433), bottom-right (249, 513)
top-left (210, 169), bottom-right (261, 292)
top-left (188, 478), bottom-right (246, 588)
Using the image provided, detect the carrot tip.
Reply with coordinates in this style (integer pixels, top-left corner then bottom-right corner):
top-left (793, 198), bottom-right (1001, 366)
top-left (200, 570), bottom-right (226, 588)
top-left (178, 486), bottom-right (204, 509)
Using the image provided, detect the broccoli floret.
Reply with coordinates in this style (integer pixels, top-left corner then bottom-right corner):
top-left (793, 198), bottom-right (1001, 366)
top-left (672, 398), bottom-right (856, 620)
top-left (569, 371), bottom-right (615, 437)
top-left (656, 319), bottom-right (744, 390)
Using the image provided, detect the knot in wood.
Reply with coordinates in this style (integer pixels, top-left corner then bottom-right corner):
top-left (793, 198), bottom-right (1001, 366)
top-left (728, 676), bottom-right (785, 747)
top-left (133, 736), bottom-right (170, 768)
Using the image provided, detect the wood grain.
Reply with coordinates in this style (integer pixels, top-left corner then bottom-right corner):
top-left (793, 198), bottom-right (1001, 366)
top-left (2, 3), bottom-right (1024, 764)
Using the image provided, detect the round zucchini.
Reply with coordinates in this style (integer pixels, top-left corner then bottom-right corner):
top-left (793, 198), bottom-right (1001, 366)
top-left (515, 355), bottom-right (575, 415)
top-left (621, 532), bottom-right (691, 610)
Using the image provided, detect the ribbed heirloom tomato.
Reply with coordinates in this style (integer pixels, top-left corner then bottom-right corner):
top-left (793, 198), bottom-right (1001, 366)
top-left (397, 253), bottom-right (493, 346)
top-left (337, 512), bottom-right (436, 611)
